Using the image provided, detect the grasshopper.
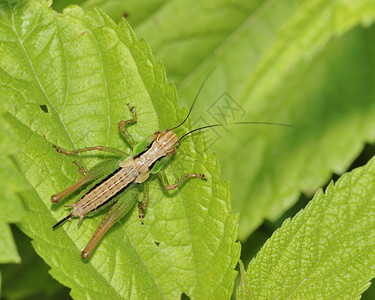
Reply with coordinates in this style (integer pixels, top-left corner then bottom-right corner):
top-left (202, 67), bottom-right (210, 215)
top-left (51, 76), bottom-right (291, 259)
top-left (51, 101), bottom-right (210, 259)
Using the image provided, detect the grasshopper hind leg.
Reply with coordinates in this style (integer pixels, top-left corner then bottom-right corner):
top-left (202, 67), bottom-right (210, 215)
top-left (81, 201), bottom-right (118, 259)
top-left (81, 186), bottom-right (139, 259)
top-left (51, 174), bottom-right (93, 204)
top-left (51, 159), bottom-right (120, 204)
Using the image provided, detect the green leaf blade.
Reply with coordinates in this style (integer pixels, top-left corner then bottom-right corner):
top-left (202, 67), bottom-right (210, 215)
top-left (240, 157), bottom-right (375, 299)
top-left (2, 1), bottom-right (239, 298)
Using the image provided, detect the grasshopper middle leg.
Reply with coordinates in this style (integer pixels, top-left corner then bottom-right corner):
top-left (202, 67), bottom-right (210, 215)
top-left (53, 145), bottom-right (127, 157)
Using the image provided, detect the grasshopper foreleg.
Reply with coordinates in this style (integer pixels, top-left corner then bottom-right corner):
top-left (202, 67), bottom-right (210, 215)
top-left (158, 172), bottom-right (207, 191)
top-left (118, 103), bottom-right (137, 147)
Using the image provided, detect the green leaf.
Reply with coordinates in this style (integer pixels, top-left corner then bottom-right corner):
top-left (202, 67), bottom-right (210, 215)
top-left (126, 0), bottom-right (375, 239)
top-left (238, 156), bottom-right (375, 299)
top-left (2, 1), bottom-right (239, 298)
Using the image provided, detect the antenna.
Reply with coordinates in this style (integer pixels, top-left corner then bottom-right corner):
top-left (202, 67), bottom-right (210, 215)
top-left (178, 121), bottom-right (293, 144)
top-left (167, 67), bottom-right (216, 131)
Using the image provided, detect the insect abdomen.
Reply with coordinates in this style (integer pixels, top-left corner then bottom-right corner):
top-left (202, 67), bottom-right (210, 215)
top-left (69, 166), bottom-right (139, 220)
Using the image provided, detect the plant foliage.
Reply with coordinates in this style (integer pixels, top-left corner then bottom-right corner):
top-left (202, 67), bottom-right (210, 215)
top-left (2, 0), bottom-right (375, 299)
